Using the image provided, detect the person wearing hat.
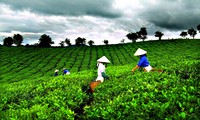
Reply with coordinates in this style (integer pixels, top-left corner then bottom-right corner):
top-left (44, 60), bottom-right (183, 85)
top-left (89, 56), bottom-right (110, 93)
top-left (96, 56), bottom-right (110, 82)
top-left (54, 69), bottom-right (59, 76)
top-left (63, 68), bottom-right (70, 75)
top-left (132, 48), bottom-right (152, 72)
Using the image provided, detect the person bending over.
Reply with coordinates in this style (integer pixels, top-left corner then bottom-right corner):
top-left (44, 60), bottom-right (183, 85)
top-left (132, 48), bottom-right (153, 72)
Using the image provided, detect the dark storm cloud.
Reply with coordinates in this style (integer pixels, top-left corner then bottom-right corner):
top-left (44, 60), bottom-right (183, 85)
top-left (1, 0), bottom-right (200, 45)
top-left (140, 0), bottom-right (200, 30)
top-left (0, 0), bottom-right (122, 18)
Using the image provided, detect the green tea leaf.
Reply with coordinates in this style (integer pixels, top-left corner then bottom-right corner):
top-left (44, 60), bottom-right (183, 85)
top-left (189, 108), bottom-right (193, 113)
top-left (180, 112), bottom-right (186, 118)
top-left (179, 102), bottom-right (182, 108)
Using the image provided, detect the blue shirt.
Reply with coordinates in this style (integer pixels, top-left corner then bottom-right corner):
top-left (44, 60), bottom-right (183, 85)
top-left (137, 55), bottom-right (150, 67)
top-left (63, 69), bottom-right (69, 74)
top-left (54, 72), bottom-right (58, 76)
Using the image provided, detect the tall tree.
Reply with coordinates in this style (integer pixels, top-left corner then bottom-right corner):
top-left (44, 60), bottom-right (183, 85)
top-left (138, 27), bottom-right (147, 41)
top-left (3, 37), bottom-right (14, 47)
top-left (126, 32), bottom-right (138, 42)
top-left (188, 28), bottom-right (197, 39)
top-left (65, 38), bottom-right (71, 46)
top-left (180, 31), bottom-right (188, 39)
top-left (75, 37), bottom-right (86, 46)
top-left (38, 34), bottom-right (54, 47)
top-left (88, 40), bottom-right (94, 46)
top-left (13, 34), bottom-right (23, 46)
top-left (103, 40), bottom-right (109, 45)
top-left (155, 31), bottom-right (164, 40)
top-left (197, 24), bottom-right (200, 33)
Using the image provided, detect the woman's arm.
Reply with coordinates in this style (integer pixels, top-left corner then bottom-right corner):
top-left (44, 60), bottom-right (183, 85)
top-left (102, 72), bottom-right (109, 79)
top-left (132, 65), bottom-right (140, 72)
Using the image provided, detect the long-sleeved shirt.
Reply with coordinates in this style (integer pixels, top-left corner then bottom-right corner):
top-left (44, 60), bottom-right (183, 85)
top-left (137, 55), bottom-right (150, 67)
top-left (98, 63), bottom-right (105, 77)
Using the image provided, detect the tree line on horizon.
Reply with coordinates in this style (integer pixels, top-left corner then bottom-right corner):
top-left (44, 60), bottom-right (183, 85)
top-left (2, 24), bottom-right (200, 47)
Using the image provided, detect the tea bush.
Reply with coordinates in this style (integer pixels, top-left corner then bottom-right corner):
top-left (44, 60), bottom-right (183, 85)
top-left (0, 39), bottom-right (199, 119)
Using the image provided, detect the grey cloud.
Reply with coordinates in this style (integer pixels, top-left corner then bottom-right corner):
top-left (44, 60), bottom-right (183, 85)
top-left (0, 15), bottom-right (69, 34)
top-left (0, 0), bottom-right (122, 18)
top-left (0, 17), bottom-right (45, 33)
top-left (1, 0), bottom-right (200, 46)
top-left (0, 24), bottom-right (43, 33)
top-left (140, 0), bottom-right (200, 31)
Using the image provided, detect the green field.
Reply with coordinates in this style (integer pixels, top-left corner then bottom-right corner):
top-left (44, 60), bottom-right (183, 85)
top-left (0, 39), bottom-right (200, 119)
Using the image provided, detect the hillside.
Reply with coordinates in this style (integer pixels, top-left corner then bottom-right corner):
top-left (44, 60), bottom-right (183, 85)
top-left (0, 39), bottom-right (200, 119)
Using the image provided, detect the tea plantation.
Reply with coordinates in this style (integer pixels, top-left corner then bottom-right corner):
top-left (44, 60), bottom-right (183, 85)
top-left (0, 39), bottom-right (199, 119)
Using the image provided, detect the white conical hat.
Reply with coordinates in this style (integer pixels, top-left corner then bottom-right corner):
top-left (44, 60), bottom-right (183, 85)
top-left (55, 69), bottom-right (59, 72)
top-left (97, 56), bottom-right (111, 63)
top-left (134, 48), bottom-right (147, 56)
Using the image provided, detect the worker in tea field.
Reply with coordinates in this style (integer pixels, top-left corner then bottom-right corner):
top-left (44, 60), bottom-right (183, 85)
top-left (54, 69), bottom-right (59, 76)
top-left (132, 48), bottom-right (153, 72)
top-left (63, 68), bottom-right (70, 75)
top-left (89, 56), bottom-right (110, 93)
top-left (96, 56), bottom-right (110, 82)
top-left (132, 48), bottom-right (164, 73)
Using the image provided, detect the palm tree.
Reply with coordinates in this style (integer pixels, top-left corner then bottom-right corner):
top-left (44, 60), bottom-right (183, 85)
top-left (155, 31), bottom-right (164, 40)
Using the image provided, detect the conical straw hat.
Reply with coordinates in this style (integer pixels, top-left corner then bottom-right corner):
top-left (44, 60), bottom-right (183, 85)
top-left (97, 56), bottom-right (111, 63)
top-left (134, 48), bottom-right (147, 56)
top-left (55, 69), bottom-right (59, 72)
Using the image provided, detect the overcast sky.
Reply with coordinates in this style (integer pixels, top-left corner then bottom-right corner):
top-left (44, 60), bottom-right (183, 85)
top-left (0, 0), bottom-right (200, 46)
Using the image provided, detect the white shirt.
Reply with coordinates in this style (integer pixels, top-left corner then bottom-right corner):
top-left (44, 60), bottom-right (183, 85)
top-left (96, 63), bottom-right (105, 82)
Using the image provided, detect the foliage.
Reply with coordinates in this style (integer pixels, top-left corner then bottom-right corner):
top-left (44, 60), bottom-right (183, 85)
top-left (126, 32), bottom-right (138, 42)
top-left (59, 41), bottom-right (65, 47)
top-left (188, 28), bottom-right (197, 39)
top-left (75, 37), bottom-right (86, 46)
top-left (65, 38), bottom-right (71, 46)
top-left (13, 34), bottom-right (23, 46)
top-left (138, 27), bottom-right (148, 41)
top-left (3, 37), bottom-right (14, 47)
top-left (180, 31), bottom-right (188, 39)
top-left (155, 31), bottom-right (164, 40)
top-left (103, 40), bottom-right (109, 45)
top-left (0, 39), bottom-right (200, 119)
top-left (126, 27), bottom-right (147, 42)
top-left (88, 40), bottom-right (94, 46)
top-left (38, 34), bottom-right (54, 47)
top-left (197, 24), bottom-right (200, 33)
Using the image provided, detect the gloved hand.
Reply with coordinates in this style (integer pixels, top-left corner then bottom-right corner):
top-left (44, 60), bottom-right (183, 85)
top-left (102, 72), bottom-right (109, 79)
